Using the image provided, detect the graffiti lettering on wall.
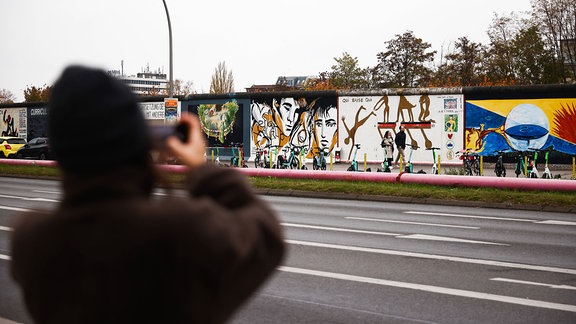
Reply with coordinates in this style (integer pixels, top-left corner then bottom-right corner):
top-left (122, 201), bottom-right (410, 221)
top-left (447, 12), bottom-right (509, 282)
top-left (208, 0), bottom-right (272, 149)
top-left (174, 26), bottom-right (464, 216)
top-left (465, 99), bottom-right (576, 155)
top-left (339, 95), bottom-right (463, 163)
top-left (27, 107), bottom-right (48, 140)
top-left (189, 100), bottom-right (244, 146)
top-left (2, 108), bottom-right (27, 139)
top-left (250, 97), bottom-right (338, 159)
top-left (139, 102), bottom-right (165, 120)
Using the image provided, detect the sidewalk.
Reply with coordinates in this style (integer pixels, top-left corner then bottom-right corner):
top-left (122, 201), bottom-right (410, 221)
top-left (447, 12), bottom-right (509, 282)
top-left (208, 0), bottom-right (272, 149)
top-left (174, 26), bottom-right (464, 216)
top-left (319, 161), bottom-right (575, 180)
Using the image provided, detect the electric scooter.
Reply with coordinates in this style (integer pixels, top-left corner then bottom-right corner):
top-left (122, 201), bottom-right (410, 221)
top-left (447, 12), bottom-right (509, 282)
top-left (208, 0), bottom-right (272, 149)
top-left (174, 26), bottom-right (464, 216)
top-left (426, 147), bottom-right (440, 174)
top-left (347, 144), bottom-right (361, 172)
top-left (514, 150), bottom-right (526, 177)
top-left (541, 150), bottom-right (552, 179)
top-left (312, 147), bottom-right (328, 171)
top-left (213, 146), bottom-right (225, 167)
top-left (230, 142), bottom-right (247, 168)
top-left (494, 150), bottom-right (507, 177)
top-left (527, 149), bottom-right (540, 178)
top-left (403, 144), bottom-right (415, 173)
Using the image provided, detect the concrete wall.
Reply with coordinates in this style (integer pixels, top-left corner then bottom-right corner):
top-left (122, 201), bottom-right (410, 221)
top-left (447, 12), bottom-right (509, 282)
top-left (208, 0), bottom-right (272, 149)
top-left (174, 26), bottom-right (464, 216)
top-left (2, 85), bottom-right (575, 163)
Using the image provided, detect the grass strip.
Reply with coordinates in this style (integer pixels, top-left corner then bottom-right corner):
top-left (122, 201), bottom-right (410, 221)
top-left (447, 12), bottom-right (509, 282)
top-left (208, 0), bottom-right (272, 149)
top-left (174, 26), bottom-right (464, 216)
top-left (0, 164), bottom-right (574, 208)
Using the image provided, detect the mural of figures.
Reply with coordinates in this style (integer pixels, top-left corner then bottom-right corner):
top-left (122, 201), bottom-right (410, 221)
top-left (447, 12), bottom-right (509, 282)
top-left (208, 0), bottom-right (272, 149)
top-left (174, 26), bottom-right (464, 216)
top-left (341, 104), bottom-right (377, 160)
top-left (249, 96), bottom-right (337, 159)
top-left (465, 99), bottom-right (576, 155)
top-left (309, 104), bottom-right (338, 157)
top-left (339, 95), bottom-right (463, 164)
top-left (2, 108), bottom-right (27, 139)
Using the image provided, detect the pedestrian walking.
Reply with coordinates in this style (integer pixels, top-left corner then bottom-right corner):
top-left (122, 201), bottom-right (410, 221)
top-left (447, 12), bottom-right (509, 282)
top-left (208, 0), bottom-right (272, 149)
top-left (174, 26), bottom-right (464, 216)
top-left (394, 125), bottom-right (406, 165)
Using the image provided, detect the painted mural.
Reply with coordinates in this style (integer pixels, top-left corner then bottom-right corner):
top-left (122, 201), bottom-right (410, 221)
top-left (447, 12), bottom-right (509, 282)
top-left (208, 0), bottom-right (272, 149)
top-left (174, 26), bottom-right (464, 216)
top-left (338, 94), bottom-right (464, 164)
top-left (189, 100), bottom-right (244, 147)
top-left (250, 96), bottom-right (338, 159)
top-left (2, 108), bottom-right (27, 140)
top-left (465, 99), bottom-right (576, 155)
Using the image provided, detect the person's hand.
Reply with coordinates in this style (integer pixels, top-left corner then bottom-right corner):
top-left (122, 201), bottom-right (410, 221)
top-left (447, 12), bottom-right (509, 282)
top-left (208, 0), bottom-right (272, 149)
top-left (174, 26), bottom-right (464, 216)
top-left (167, 113), bottom-right (206, 169)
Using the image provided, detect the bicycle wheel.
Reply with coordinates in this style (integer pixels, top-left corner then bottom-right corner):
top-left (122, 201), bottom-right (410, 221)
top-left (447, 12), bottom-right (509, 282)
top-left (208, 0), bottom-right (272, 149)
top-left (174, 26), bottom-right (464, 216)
top-left (473, 161), bottom-right (480, 176)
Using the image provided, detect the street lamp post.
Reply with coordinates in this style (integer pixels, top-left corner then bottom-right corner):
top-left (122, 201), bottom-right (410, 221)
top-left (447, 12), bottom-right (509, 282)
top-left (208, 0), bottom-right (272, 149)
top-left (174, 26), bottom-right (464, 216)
top-left (162, 0), bottom-right (173, 98)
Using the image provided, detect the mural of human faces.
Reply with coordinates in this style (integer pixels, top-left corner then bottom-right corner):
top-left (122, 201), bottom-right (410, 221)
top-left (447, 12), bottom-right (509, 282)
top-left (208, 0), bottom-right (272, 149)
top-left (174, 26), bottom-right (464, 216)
top-left (273, 98), bottom-right (299, 136)
top-left (313, 105), bottom-right (337, 152)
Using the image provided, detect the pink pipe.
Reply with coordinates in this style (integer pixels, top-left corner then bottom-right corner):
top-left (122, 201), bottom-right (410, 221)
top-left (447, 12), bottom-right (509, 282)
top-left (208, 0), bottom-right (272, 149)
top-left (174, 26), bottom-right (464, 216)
top-left (2, 159), bottom-right (575, 192)
top-left (397, 173), bottom-right (576, 191)
top-left (0, 159), bottom-right (56, 167)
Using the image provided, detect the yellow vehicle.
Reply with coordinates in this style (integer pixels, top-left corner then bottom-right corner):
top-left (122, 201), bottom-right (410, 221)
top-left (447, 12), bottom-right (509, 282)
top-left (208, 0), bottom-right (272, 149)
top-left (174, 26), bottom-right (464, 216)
top-left (0, 136), bottom-right (27, 158)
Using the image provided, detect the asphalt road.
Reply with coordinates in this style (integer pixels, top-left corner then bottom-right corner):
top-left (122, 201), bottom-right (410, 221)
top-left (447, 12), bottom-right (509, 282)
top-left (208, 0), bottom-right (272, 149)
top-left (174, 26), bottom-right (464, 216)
top-left (1, 177), bottom-right (575, 323)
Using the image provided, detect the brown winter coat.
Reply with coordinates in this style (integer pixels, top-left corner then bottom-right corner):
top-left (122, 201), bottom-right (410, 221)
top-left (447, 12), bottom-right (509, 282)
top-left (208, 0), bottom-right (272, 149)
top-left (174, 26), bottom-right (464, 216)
top-left (10, 163), bottom-right (285, 324)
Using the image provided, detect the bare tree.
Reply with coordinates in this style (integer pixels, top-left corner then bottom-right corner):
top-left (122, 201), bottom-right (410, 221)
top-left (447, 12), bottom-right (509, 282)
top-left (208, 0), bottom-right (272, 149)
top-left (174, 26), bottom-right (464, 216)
top-left (0, 89), bottom-right (16, 104)
top-left (531, 0), bottom-right (576, 82)
top-left (210, 61), bottom-right (234, 94)
top-left (173, 79), bottom-right (196, 96)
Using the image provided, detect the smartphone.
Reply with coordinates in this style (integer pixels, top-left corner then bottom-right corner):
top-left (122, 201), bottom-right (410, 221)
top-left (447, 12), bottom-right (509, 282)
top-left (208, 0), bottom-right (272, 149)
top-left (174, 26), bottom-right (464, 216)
top-left (149, 123), bottom-right (189, 149)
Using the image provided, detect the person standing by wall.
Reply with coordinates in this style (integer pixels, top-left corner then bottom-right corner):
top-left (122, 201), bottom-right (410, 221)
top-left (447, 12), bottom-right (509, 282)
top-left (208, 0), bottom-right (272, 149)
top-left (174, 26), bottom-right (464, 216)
top-left (394, 125), bottom-right (406, 165)
top-left (381, 130), bottom-right (394, 169)
top-left (10, 65), bottom-right (285, 324)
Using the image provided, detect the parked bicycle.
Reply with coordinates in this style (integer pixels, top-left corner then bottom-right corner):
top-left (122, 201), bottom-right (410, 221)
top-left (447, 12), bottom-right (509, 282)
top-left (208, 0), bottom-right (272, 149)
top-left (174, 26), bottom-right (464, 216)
top-left (254, 144), bottom-right (274, 168)
top-left (277, 145), bottom-right (307, 170)
top-left (457, 149), bottom-right (481, 176)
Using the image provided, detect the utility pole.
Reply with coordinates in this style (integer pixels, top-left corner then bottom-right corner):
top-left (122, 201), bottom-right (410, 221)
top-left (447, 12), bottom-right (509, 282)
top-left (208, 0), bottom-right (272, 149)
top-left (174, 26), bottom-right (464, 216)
top-left (162, 0), bottom-right (173, 98)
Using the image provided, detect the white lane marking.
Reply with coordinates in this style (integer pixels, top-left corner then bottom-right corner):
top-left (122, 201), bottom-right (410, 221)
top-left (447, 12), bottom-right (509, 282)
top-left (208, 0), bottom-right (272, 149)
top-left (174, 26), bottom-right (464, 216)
top-left (399, 234), bottom-right (507, 246)
top-left (406, 211), bottom-right (575, 227)
top-left (281, 223), bottom-right (399, 236)
top-left (0, 194), bottom-right (58, 203)
top-left (346, 216), bottom-right (479, 229)
top-left (0, 225), bottom-right (12, 232)
top-left (404, 211), bottom-right (531, 222)
top-left (536, 220), bottom-right (576, 226)
top-left (33, 190), bottom-right (60, 195)
top-left (287, 240), bottom-right (576, 275)
top-left (280, 266), bottom-right (576, 313)
top-left (0, 205), bottom-right (30, 212)
top-left (284, 223), bottom-right (503, 245)
top-left (491, 278), bottom-right (576, 290)
top-left (0, 254), bottom-right (10, 261)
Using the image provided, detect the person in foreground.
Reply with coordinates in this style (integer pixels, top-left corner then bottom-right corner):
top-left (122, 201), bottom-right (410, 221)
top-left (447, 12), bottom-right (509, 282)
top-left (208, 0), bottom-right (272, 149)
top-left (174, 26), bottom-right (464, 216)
top-left (10, 66), bottom-right (285, 324)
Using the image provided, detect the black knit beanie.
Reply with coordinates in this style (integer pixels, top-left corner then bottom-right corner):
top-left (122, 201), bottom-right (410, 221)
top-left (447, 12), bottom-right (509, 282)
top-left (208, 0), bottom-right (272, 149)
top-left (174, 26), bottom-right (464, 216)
top-left (48, 65), bottom-right (151, 173)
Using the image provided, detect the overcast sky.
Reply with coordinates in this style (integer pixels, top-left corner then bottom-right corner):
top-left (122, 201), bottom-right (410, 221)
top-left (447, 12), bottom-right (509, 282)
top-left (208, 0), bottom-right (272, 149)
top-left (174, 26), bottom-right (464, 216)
top-left (1, 0), bottom-right (533, 102)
